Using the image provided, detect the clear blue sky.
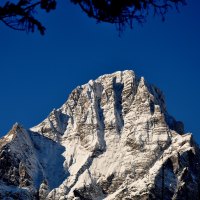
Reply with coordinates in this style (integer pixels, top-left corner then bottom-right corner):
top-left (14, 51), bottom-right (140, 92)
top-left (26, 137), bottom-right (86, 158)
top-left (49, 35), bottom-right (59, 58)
top-left (0, 1), bottom-right (200, 142)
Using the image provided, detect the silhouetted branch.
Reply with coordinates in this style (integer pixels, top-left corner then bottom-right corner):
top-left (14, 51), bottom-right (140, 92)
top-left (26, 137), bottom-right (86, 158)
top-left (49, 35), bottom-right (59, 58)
top-left (0, 0), bottom-right (55, 34)
top-left (72, 0), bottom-right (186, 32)
top-left (0, 0), bottom-right (186, 34)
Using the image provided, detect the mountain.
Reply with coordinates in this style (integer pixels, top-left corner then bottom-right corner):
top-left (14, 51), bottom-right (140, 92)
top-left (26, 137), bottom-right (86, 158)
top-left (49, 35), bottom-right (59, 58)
top-left (0, 70), bottom-right (200, 200)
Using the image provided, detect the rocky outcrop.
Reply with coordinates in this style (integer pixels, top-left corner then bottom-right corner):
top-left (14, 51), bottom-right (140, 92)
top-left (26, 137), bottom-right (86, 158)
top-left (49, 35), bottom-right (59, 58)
top-left (0, 70), bottom-right (200, 200)
top-left (0, 124), bottom-right (67, 199)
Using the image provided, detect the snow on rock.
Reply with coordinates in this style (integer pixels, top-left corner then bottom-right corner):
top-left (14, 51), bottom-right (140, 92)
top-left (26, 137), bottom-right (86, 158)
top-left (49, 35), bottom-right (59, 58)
top-left (0, 123), bottom-right (68, 199)
top-left (1, 70), bottom-right (200, 200)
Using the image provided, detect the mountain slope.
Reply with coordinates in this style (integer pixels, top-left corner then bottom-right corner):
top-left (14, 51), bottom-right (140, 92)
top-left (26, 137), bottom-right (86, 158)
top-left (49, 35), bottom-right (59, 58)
top-left (0, 70), bottom-right (200, 200)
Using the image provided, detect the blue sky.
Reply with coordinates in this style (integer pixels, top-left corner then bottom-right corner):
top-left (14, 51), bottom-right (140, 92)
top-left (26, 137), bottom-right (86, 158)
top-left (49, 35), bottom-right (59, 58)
top-left (0, 0), bottom-right (200, 142)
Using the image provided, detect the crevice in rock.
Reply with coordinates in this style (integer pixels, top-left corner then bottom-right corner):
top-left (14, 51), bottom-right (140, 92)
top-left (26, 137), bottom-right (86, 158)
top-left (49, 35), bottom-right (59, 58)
top-left (74, 189), bottom-right (90, 200)
top-left (95, 82), bottom-right (106, 152)
top-left (67, 149), bottom-right (105, 196)
top-left (150, 100), bottom-right (155, 115)
top-left (113, 77), bottom-right (124, 133)
top-left (67, 157), bottom-right (93, 192)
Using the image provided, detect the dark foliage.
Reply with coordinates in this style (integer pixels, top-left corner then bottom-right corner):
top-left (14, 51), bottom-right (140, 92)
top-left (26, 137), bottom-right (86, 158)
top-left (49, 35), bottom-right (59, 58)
top-left (72, 0), bottom-right (186, 31)
top-left (0, 0), bottom-right (56, 34)
top-left (0, 0), bottom-right (186, 34)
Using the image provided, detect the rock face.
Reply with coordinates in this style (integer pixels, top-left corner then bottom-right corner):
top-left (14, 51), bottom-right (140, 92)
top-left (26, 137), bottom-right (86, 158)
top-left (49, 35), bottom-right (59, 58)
top-left (0, 70), bottom-right (200, 200)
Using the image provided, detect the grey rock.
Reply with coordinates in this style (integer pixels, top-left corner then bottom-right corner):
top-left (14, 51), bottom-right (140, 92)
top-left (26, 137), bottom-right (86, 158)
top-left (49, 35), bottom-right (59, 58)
top-left (0, 70), bottom-right (200, 200)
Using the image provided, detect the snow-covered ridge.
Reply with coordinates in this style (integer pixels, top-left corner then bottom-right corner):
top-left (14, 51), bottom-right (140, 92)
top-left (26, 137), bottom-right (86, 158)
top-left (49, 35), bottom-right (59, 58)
top-left (0, 70), bottom-right (199, 200)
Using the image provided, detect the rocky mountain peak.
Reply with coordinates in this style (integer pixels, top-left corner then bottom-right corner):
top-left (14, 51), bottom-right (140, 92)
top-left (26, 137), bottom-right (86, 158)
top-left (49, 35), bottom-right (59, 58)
top-left (31, 70), bottom-right (170, 142)
top-left (0, 70), bottom-right (199, 200)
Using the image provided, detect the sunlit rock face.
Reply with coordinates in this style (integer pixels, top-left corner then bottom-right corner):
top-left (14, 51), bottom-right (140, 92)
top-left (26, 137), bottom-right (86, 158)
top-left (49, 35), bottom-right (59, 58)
top-left (0, 70), bottom-right (200, 200)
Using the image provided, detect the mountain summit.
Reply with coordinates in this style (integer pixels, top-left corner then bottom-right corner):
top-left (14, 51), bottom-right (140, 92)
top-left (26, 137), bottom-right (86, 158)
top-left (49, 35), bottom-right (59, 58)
top-left (0, 70), bottom-right (200, 200)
